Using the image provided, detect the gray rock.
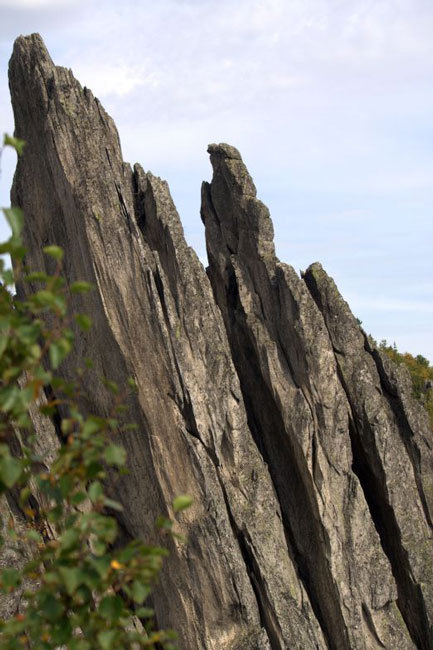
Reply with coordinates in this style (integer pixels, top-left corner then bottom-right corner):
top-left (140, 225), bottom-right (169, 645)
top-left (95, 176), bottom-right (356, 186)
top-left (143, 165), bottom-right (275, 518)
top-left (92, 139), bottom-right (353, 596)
top-left (4, 32), bottom-right (432, 650)
top-left (201, 143), bottom-right (417, 649)
top-left (303, 262), bottom-right (433, 649)
top-left (8, 34), bottom-right (325, 649)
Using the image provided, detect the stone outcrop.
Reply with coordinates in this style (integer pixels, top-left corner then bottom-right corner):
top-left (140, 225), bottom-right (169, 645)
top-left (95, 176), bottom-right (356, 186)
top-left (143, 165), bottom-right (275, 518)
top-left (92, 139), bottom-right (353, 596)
top-left (4, 33), bottom-right (433, 649)
top-left (302, 263), bottom-right (433, 649)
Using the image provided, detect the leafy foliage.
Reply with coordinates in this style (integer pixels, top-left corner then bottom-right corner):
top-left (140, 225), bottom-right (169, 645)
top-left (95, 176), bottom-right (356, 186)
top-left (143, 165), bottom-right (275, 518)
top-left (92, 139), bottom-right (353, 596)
top-left (0, 134), bottom-right (188, 649)
top-left (378, 340), bottom-right (433, 428)
top-left (368, 330), bottom-right (433, 429)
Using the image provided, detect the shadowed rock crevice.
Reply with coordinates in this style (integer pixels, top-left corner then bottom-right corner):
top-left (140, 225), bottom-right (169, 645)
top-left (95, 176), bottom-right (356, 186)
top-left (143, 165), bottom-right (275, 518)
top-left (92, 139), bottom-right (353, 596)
top-left (4, 33), bottom-right (433, 650)
top-left (349, 413), bottom-right (431, 650)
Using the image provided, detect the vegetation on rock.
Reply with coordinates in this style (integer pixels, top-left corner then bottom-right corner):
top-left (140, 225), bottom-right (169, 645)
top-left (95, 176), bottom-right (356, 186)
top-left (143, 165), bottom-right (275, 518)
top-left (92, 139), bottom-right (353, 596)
top-left (373, 337), bottom-right (433, 428)
top-left (0, 135), bottom-right (186, 649)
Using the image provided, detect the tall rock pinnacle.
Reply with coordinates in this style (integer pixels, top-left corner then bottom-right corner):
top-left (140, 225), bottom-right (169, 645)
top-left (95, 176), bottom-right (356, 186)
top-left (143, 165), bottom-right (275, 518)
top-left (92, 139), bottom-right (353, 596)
top-left (8, 34), bottom-right (323, 649)
top-left (4, 33), bottom-right (433, 649)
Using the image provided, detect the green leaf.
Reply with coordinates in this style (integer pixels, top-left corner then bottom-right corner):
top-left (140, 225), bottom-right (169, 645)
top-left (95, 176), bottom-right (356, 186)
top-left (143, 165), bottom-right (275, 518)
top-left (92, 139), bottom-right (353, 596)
top-left (70, 491), bottom-right (87, 505)
top-left (38, 592), bottom-right (64, 621)
top-left (104, 444), bottom-right (126, 467)
top-left (61, 418), bottom-right (73, 435)
top-left (88, 481), bottom-right (103, 503)
top-left (135, 606), bottom-right (154, 618)
top-left (0, 240), bottom-right (26, 259)
top-left (59, 474), bottom-right (74, 497)
top-left (3, 134), bottom-right (25, 155)
top-left (0, 455), bottom-right (22, 488)
top-left (0, 332), bottom-right (9, 359)
top-left (26, 529), bottom-right (42, 543)
top-left (97, 630), bottom-right (117, 650)
top-left (132, 580), bottom-right (150, 605)
top-left (90, 514), bottom-right (117, 543)
top-left (32, 289), bottom-right (57, 308)
top-left (70, 281), bottom-right (93, 294)
top-left (59, 527), bottom-right (80, 552)
top-left (82, 418), bottom-right (101, 438)
top-left (50, 618), bottom-right (72, 645)
top-left (3, 207), bottom-right (23, 238)
top-left (104, 497), bottom-right (123, 512)
top-left (1, 269), bottom-right (14, 286)
top-left (99, 595), bottom-right (124, 620)
top-left (25, 271), bottom-right (49, 283)
top-left (89, 555), bottom-right (110, 578)
top-left (19, 486), bottom-right (31, 505)
top-left (39, 404), bottom-right (55, 416)
top-left (43, 245), bottom-right (64, 261)
top-left (69, 639), bottom-right (91, 650)
top-left (75, 313), bottom-right (92, 331)
top-left (1, 568), bottom-right (20, 588)
top-left (172, 494), bottom-right (193, 513)
top-left (48, 337), bottom-right (71, 369)
top-left (0, 385), bottom-right (20, 412)
top-left (91, 539), bottom-right (107, 556)
top-left (127, 376), bottom-right (137, 391)
top-left (58, 566), bottom-right (83, 596)
top-left (49, 341), bottom-right (63, 369)
top-left (156, 516), bottom-right (173, 531)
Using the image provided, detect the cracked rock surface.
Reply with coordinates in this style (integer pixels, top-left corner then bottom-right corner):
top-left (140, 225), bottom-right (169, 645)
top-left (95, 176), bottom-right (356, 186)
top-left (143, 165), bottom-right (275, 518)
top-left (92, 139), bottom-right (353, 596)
top-left (5, 33), bottom-right (433, 649)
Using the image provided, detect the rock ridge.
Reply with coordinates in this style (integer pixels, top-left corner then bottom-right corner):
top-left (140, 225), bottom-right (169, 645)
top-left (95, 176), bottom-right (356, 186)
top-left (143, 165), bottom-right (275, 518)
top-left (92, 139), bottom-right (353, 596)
top-left (3, 33), bottom-right (432, 650)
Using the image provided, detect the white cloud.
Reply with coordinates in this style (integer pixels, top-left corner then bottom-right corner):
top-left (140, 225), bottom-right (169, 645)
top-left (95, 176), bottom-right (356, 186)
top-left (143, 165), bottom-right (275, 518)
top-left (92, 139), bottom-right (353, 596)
top-left (70, 62), bottom-right (151, 98)
top-left (0, 0), bottom-right (432, 358)
top-left (0, 0), bottom-right (81, 7)
top-left (351, 297), bottom-right (433, 313)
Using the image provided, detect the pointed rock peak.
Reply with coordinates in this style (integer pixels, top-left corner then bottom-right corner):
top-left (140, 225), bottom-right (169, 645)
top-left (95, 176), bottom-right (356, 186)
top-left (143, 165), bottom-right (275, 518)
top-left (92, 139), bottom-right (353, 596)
top-left (12, 32), bottom-right (51, 58)
top-left (9, 33), bottom-right (122, 183)
top-left (10, 33), bottom-right (55, 78)
top-left (206, 142), bottom-right (256, 198)
top-left (303, 261), bottom-right (358, 325)
top-left (202, 143), bottom-right (275, 262)
top-left (304, 261), bottom-right (323, 274)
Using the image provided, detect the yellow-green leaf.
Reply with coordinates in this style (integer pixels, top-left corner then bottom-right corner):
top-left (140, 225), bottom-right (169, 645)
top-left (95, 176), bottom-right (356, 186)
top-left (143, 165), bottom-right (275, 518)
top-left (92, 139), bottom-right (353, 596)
top-left (43, 245), bottom-right (64, 261)
top-left (173, 494), bottom-right (193, 513)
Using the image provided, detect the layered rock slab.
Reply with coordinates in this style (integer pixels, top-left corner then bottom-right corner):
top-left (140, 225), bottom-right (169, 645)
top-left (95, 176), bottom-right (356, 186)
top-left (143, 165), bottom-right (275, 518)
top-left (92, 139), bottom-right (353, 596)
top-left (8, 34), bottom-right (325, 649)
top-left (201, 143), bottom-right (417, 649)
top-left (303, 262), bottom-right (433, 649)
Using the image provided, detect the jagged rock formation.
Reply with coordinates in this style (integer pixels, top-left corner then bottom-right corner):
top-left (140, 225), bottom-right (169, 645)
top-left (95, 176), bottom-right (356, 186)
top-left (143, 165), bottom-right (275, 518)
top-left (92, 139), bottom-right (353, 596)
top-left (4, 33), bottom-right (433, 649)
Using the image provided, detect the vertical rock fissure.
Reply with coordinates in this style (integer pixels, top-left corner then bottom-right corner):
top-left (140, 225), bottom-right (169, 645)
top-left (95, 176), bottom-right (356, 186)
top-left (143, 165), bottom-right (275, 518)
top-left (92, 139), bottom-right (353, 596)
top-left (179, 418), bottom-right (280, 649)
top-left (348, 412), bottom-right (430, 649)
top-left (216, 474), bottom-right (283, 650)
top-left (217, 272), bottom-right (347, 650)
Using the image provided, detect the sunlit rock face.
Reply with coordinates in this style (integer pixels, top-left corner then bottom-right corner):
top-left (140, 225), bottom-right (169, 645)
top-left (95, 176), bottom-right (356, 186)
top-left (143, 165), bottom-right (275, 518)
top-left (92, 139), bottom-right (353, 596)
top-left (5, 33), bottom-right (433, 650)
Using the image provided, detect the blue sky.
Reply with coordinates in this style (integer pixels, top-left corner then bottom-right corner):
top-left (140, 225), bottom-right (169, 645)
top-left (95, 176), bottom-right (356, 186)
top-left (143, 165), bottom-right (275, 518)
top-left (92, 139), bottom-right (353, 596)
top-left (1, 0), bottom-right (432, 360)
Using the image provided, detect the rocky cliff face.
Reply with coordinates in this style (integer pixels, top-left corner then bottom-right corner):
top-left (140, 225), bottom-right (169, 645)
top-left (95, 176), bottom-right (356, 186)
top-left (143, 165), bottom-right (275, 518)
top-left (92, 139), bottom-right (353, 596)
top-left (4, 34), bottom-right (433, 649)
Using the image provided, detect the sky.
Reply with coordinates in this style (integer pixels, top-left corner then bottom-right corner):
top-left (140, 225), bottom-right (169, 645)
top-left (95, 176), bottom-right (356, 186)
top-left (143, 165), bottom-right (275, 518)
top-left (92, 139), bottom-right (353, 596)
top-left (0, 0), bottom-right (432, 360)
